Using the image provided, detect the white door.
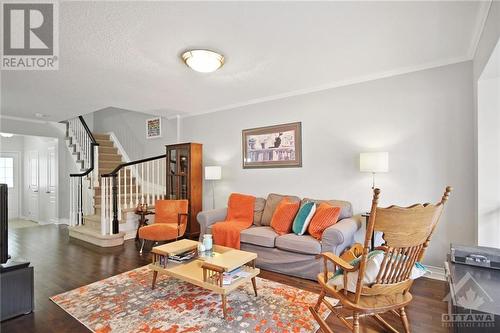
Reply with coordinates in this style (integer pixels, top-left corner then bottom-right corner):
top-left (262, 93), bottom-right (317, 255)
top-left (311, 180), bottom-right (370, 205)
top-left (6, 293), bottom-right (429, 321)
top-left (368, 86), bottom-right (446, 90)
top-left (0, 152), bottom-right (20, 219)
top-left (27, 151), bottom-right (39, 222)
top-left (46, 146), bottom-right (58, 223)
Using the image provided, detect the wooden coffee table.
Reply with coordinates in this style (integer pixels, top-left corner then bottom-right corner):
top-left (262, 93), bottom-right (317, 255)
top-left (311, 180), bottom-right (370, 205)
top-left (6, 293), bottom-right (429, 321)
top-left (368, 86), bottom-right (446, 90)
top-left (149, 239), bottom-right (260, 318)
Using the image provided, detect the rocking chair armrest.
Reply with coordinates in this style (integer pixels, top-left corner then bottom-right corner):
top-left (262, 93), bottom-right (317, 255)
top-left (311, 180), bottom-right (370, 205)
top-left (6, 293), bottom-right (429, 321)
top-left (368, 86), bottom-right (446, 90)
top-left (316, 252), bottom-right (357, 272)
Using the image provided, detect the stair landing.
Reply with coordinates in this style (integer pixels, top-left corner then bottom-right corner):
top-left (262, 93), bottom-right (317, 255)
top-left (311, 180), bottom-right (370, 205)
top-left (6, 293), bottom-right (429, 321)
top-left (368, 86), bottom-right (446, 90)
top-left (69, 225), bottom-right (125, 247)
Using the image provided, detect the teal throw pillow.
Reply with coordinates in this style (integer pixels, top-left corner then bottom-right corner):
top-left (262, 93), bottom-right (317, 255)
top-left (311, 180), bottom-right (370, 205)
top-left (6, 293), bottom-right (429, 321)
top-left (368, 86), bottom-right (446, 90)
top-left (292, 202), bottom-right (316, 235)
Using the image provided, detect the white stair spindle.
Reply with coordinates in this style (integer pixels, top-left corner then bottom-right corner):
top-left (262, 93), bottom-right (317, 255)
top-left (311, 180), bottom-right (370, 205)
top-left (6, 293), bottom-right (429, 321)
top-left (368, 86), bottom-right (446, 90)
top-left (152, 160), bottom-right (156, 204)
top-left (94, 145), bottom-right (99, 187)
top-left (69, 177), bottom-right (73, 226)
top-left (108, 177), bottom-right (113, 233)
top-left (146, 161), bottom-right (150, 205)
top-left (123, 166), bottom-right (127, 209)
top-left (101, 176), bottom-right (106, 235)
top-left (156, 159), bottom-right (160, 202)
top-left (135, 164), bottom-right (139, 207)
top-left (162, 158), bottom-right (166, 199)
top-left (140, 164), bottom-right (144, 204)
top-left (118, 170), bottom-right (122, 221)
top-left (129, 165), bottom-right (133, 209)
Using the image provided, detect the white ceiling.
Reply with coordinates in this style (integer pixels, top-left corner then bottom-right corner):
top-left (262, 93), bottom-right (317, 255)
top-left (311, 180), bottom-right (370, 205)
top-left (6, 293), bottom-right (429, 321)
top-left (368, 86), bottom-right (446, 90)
top-left (0, 1), bottom-right (491, 121)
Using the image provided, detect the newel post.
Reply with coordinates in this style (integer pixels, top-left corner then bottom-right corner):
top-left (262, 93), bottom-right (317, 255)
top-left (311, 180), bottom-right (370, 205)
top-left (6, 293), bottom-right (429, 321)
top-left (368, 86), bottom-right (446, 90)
top-left (112, 174), bottom-right (119, 234)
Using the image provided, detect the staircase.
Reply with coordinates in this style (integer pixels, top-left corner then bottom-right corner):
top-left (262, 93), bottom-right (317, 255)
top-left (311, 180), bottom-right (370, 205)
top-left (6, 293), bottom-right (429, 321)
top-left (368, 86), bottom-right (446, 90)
top-left (64, 116), bottom-right (167, 247)
top-left (67, 133), bottom-right (129, 247)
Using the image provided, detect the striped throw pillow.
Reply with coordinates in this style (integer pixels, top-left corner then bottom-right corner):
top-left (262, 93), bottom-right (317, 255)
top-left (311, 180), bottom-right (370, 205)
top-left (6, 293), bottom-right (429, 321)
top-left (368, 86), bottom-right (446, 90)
top-left (308, 203), bottom-right (341, 240)
top-left (292, 201), bottom-right (316, 235)
top-left (270, 198), bottom-right (300, 235)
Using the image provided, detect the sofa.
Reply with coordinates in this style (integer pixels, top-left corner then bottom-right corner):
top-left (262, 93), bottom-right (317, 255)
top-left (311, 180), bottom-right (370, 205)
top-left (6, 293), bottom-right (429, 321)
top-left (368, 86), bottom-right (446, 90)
top-left (197, 193), bottom-right (361, 280)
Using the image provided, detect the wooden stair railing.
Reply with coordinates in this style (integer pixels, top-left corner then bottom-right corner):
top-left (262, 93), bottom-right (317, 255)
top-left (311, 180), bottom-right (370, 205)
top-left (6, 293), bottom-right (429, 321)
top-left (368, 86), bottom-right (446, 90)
top-left (65, 116), bottom-right (99, 226)
top-left (100, 154), bottom-right (167, 235)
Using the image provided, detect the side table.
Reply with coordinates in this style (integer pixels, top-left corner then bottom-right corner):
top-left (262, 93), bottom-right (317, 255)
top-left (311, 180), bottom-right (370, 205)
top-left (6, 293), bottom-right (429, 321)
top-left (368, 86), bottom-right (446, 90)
top-left (135, 210), bottom-right (154, 241)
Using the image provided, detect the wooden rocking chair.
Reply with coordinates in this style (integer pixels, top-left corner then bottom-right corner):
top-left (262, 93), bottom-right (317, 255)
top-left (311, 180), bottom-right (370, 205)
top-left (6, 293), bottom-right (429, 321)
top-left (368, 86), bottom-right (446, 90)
top-left (310, 186), bottom-right (452, 333)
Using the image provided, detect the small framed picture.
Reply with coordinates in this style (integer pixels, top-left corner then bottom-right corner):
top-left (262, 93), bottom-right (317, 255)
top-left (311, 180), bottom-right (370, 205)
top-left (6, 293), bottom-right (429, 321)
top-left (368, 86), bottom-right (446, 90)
top-left (242, 122), bottom-right (302, 168)
top-left (146, 117), bottom-right (162, 139)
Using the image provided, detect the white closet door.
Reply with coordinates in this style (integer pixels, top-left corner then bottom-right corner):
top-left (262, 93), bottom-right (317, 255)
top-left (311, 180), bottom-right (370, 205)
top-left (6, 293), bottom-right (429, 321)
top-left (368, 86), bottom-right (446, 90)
top-left (46, 146), bottom-right (58, 223)
top-left (28, 151), bottom-right (39, 222)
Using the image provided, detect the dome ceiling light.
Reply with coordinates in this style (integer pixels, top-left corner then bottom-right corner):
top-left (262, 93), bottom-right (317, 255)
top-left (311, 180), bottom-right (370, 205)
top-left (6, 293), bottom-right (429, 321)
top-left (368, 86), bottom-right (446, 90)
top-left (181, 49), bottom-right (224, 73)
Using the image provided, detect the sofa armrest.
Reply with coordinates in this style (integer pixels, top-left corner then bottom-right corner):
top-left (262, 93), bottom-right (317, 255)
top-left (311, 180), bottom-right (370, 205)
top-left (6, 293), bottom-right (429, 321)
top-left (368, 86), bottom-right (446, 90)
top-left (321, 216), bottom-right (362, 255)
top-left (197, 208), bottom-right (227, 241)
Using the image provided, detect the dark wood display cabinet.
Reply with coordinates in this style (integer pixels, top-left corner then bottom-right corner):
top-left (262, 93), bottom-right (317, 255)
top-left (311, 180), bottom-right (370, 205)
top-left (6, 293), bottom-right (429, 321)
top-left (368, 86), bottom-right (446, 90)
top-left (166, 143), bottom-right (202, 239)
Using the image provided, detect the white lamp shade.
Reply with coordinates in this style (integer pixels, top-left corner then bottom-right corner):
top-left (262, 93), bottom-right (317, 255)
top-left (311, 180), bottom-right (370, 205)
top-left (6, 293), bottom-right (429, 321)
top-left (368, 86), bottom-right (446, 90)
top-left (359, 152), bottom-right (389, 173)
top-left (205, 166), bottom-right (222, 180)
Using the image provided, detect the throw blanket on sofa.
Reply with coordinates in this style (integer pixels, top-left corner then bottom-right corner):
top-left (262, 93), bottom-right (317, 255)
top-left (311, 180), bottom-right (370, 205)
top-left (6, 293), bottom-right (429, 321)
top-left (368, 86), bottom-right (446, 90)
top-left (212, 193), bottom-right (255, 249)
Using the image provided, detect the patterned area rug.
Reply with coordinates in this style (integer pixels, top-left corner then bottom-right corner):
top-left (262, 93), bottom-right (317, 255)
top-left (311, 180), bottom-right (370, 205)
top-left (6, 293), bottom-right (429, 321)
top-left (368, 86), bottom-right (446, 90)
top-left (51, 266), bottom-right (334, 333)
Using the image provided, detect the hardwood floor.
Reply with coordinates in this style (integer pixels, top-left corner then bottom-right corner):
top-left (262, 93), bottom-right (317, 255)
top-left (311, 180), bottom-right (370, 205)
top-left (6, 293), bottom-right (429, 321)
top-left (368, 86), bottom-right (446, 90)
top-left (1, 224), bottom-right (449, 332)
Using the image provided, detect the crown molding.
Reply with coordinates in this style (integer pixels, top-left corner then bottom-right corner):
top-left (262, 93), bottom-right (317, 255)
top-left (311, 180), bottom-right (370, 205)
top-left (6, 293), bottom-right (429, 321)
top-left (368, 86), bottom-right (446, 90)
top-left (0, 114), bottom-right (51, 124)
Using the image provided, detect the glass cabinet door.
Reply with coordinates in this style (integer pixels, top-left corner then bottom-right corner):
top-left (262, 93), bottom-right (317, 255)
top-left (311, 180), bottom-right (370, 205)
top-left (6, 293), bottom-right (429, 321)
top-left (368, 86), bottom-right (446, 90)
top-left (168, 149), bottom-right (176, 175)
top-left (178, 148), bottom-right (189, 175)
top-left (168, 175), bottom-right (178, 199)
top-left (166, 146), bottom-right (189, 200)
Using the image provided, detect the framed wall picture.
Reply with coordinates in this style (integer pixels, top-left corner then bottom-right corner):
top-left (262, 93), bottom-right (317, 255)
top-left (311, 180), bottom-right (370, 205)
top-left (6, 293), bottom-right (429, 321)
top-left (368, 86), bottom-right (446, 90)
top-left (242, 122), bottom-right (302, 168)
top-left (146, 117), bottom-right (161, 139)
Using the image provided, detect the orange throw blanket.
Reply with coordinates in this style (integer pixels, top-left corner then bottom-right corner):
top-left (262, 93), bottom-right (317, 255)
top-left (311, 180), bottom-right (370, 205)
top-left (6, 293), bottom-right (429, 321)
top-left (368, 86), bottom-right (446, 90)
top-left (212, 193), bottom-right (255, 249)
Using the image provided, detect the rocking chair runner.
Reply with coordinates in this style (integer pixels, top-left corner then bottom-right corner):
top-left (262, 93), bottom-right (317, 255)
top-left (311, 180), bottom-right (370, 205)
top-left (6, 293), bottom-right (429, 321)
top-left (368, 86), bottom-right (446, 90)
top-left (310, 186), bottom-right (452, 333)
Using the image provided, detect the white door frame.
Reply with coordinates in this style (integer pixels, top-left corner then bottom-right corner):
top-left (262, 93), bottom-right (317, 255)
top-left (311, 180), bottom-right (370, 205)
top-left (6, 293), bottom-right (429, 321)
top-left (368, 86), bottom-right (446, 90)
top-left (0, 151), bottom-right (21, 219)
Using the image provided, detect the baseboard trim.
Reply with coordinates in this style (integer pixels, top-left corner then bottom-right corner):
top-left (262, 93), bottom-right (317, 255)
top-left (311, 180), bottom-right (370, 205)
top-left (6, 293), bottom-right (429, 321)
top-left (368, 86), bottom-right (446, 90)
top-left (424, 265), bottom-right (446, 281)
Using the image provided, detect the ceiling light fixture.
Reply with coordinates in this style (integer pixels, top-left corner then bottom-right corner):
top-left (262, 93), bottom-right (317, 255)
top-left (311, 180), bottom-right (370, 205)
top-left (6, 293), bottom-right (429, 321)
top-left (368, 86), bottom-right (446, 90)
top-left (181, 49), bottom-right (224, 73)
top-left (0, 133), bottom-right (14, 138)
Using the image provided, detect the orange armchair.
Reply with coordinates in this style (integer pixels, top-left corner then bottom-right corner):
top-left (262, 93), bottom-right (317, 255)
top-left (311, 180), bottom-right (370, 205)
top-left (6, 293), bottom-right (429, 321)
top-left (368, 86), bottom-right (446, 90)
top-left (138, 200), bottom-right (189, 254)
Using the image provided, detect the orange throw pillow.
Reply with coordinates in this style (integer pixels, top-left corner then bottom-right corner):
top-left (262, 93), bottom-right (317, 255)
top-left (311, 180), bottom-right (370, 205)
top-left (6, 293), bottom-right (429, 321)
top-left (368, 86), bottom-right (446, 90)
top-left (226, 193), bottom-right (256, 223)
top-left (308, 203), bottom-right (341, 240)
top-left (270, 198), bottom-right (300, 235)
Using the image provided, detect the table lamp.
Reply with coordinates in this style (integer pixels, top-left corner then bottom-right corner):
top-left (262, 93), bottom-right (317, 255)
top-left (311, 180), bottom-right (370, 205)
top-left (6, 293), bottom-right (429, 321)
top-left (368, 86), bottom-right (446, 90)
top-left (359, 152), bottom-right (389, 189)
top-left (205, 166), bottom-right (222, 209)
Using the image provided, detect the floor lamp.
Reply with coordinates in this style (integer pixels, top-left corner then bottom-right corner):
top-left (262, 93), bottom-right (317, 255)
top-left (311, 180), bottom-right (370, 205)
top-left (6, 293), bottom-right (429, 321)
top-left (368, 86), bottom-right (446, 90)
top-left (359, 152), bottom-right (389, 189)
top-left (205, 166), bottom-right (222, 209)
top-left (359, 152), bottom-right (388, 249)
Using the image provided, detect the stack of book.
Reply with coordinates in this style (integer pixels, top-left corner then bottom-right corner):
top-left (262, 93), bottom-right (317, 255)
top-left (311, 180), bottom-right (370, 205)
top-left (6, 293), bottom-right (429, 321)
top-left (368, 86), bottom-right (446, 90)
top-left (168, 249), bottom-right (197, 263)
top-left (222, 267), bottom-right (251, 285)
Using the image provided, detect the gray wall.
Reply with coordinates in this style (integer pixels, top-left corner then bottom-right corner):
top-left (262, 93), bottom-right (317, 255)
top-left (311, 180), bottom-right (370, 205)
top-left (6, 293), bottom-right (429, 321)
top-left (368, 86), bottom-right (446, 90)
top-left (91, 107), bottom-right (177, 160)
top-left (180, 61), bottom-right (474, 267)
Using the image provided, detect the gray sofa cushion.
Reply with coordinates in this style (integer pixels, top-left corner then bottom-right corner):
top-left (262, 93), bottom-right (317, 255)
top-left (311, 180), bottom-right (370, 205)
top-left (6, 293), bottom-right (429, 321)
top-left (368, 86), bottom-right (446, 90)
top-left (275, 233), bottom-right (322, 255)
top-left (301, 198), bottom-right (353, 220)
top-left (241, 226), bottom-right (278, 248)
top-left (253, 197), bottom-right (266, 226)
top-left (261, 193), bottom-right (301, 226)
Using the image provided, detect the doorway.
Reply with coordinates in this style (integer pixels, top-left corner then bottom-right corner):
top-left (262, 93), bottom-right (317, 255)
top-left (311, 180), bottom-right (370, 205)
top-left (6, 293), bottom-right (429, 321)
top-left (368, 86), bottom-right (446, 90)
top-left (0, 134), bottom-right (59, 224)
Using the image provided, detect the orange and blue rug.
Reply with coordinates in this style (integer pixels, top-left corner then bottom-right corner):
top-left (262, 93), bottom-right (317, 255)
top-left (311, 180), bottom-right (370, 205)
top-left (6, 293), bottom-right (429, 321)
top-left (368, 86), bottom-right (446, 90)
top-left (50, 266), bottom-right (333, 333)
